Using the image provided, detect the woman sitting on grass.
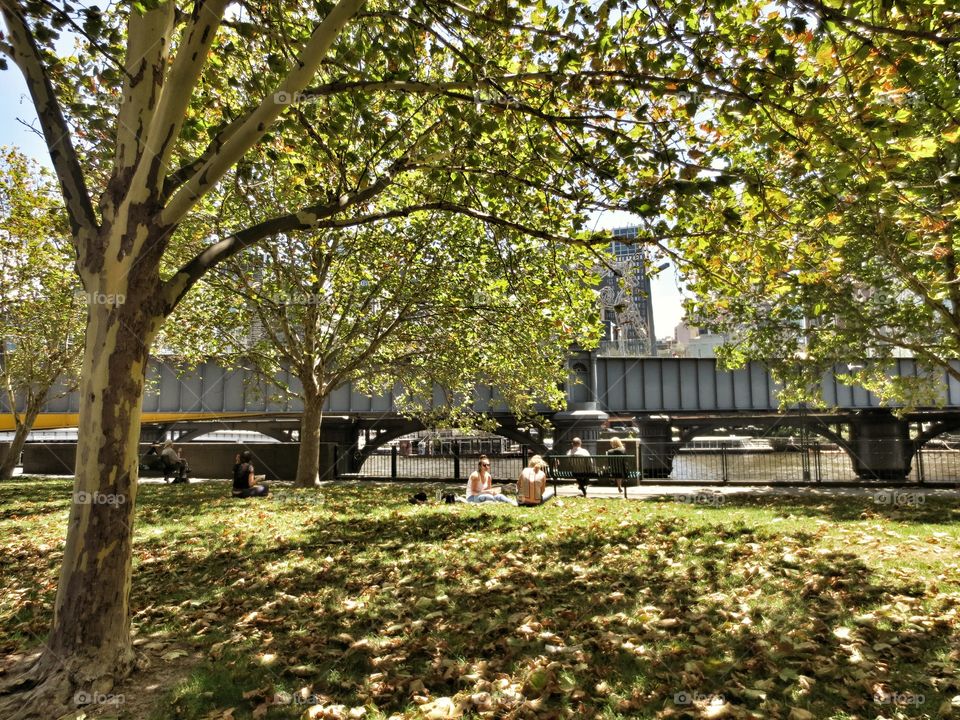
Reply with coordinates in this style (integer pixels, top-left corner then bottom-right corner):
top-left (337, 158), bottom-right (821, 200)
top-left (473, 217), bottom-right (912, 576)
top-left (517, 454), bottom-right (555, 506)
top-left (232, 450), bottom-right (269, 498)
top-left (466, 455), bottom-right (517, 505)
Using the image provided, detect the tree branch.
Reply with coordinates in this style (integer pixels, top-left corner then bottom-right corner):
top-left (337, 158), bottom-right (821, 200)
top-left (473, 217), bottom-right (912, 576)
top-left (796, 0), bottom-right (959, 47)
top-left (159, 151), bottom-right (408, 313)
top-left (109, 1), bottom-right (176, 205)
top-left (301, 70), bottom-right (745, 104)
top-left (160, 0), bottom-right (367, 227)
top-left (133, 0), bottom-right (229, 192)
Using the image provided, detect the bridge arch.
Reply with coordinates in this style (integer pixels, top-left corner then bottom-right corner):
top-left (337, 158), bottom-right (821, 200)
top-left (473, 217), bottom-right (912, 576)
top-left (353, 420), bottom-right (548, 473)
top-left (675, 420), bottom-right (849, 454)
top-left (914, 419), bottom-right (960, 449)
top-left (355, 420), bottom-right (428, 468)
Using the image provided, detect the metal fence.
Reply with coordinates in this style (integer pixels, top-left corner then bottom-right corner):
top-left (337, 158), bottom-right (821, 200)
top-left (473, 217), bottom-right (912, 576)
top-left (348, 442), bottom-right (960, 485)
top-left (350, 448), bottom-right (528, 483)
top-left (662, 443), bottom-right (960, 484)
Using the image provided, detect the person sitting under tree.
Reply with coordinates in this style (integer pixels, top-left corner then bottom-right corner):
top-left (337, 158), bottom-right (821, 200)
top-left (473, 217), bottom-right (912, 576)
top-left (232, 450), bottom-right (269, 498)
top-left (566, 436), bottom-right (593, 497)
top-left (466, 455), bottom-right (517, 505)
top-left (517, 454), bottom-right (555, 505)
top-left (606, 436), bottom-right (628, 495)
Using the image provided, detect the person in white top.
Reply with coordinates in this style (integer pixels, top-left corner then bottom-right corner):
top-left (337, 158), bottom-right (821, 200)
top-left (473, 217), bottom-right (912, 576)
top-left (567, 437), bottom-right (590, 457)
top-left (466, 455), bottom-right (517, 505)
top-left (566, 437), bottom-right (593, 496)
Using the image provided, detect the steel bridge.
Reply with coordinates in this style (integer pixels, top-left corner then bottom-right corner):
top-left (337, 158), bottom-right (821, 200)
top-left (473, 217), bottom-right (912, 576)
top-left (6, 353), bottom-right (960, 480)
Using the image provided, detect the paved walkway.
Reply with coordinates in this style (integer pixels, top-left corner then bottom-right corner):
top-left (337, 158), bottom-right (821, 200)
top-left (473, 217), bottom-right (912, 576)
top-left (561, 484), bottom-right (960, 500)
top-left (13, 469), bottom-right (960, 501)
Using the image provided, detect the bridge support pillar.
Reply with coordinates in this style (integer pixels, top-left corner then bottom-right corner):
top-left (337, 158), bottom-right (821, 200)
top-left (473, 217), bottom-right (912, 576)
top-left (319, 419), bottom-right (362, 478)
top-left (552, 404), bottom-right (608, 454)
top-left (636, 417), bottom-right (675, 478)
top-left (848, 410), bottom-right (913, 480)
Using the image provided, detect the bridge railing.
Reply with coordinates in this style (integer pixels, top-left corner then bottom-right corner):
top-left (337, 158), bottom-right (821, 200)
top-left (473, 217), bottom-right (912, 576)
top-left (351, 447), bottom-right (528, 483)
top-left (345, 442), bottom-right (960, 485)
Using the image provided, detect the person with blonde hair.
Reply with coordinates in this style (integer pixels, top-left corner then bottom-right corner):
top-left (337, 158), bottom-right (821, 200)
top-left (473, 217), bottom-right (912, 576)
top-left (517, 454), bottom-right (555, 506)
top-left (606, 436), bottom-right (628, 495)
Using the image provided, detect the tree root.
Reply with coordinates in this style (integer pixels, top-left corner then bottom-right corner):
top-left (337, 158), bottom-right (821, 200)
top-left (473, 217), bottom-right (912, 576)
top-left (0, 664), bottom-right (73, 720)
top-left (0, 646), bottom-right (135, 720)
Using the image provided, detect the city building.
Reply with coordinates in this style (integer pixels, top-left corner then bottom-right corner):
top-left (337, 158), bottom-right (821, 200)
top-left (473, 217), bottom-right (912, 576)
top-left (597, 227), bottom-right (658, 355)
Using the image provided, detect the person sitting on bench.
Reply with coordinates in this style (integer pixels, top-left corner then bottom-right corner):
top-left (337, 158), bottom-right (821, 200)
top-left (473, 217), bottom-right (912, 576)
top-left (140, 442), bottom-right (163, 471)
top-left (160, 441), bottom-right (189, 484)
top-left (517, 455), bottom-right (555, 506)
top-left (232, 450), bottom-right (269, 498)
top-left (566, 437), bottom-right (593, 497)
top-left (606, 437), bottom-right (628, 495)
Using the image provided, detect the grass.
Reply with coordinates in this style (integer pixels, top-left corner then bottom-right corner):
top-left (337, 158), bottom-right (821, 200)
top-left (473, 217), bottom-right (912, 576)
top-left (1, 478), bottom-right (959, 719)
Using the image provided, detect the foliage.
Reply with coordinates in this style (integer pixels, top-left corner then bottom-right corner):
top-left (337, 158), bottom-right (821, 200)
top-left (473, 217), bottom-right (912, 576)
top-left (2, 479), bottom-right (960, 718)
top-left (204, 213), bottom-right (600, 427)
top-left (0, 147), bottom-right (84, 472)
top-left (4, 0), bottom-right (957, 709)
top-left (669, 1), bottom-right (960, 407)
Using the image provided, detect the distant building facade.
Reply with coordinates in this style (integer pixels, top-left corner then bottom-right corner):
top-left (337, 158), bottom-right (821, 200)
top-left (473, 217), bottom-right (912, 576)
top-left (597, 227), bottom-right (658, 355)
top-left (668, 320), bottom-right (729, 358)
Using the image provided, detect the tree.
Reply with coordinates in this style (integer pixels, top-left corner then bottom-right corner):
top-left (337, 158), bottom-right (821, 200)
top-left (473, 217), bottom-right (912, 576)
top-left (208, 215), bottom-right (599, 486)
top-left (0, 147), bottom-right (84, 480)
top-left (668, 1), bottom-right (959, 406)
top-left (0, 0), bottom-right (781, 713)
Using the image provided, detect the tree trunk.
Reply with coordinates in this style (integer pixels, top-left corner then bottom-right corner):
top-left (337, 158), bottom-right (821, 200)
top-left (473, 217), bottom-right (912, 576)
top-left (0, 401), bottom-right (41, 480)
top-left (0, 297), bottom-right (155, 718)
top-left (295, 393), bottom-right (324, 487)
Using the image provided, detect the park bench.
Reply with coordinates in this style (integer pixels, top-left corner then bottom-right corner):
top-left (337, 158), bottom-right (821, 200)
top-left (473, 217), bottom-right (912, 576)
top-left (138, 452), bottom-right (190, 483)
top-left (546, 454), bottom-right (639, 498)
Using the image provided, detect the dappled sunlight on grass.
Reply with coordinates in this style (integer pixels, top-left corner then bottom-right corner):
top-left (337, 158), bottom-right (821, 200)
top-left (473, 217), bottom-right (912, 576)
top-left (1, 479), bottom-right (959, 718)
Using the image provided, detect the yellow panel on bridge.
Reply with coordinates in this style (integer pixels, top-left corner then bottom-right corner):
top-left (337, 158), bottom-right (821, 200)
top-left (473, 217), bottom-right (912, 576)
top-left (0, 412), bottom-right (269, 433)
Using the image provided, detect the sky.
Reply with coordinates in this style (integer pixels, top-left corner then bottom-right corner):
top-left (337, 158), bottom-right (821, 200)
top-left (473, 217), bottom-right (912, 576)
top-left (0, 66), bottom-right (688, 339)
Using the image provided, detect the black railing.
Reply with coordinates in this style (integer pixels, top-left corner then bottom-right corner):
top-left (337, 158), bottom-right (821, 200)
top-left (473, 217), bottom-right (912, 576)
top-left (351, 445), bottom-right (529, 482)
top-left (344, 441), bottom-right (960, 485)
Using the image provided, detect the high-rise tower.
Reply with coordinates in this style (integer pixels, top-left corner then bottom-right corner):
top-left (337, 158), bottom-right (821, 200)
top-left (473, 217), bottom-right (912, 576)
top-left (597, 227), bottom-right (657, 355)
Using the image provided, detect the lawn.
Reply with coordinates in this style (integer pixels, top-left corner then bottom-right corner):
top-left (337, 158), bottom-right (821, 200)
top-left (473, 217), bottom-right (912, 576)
top-left (1, 478), bottom-right (959, 719)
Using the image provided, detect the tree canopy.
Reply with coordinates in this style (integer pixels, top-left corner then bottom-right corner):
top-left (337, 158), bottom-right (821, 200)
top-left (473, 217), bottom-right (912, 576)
top-left (206, 214), bottom-right (599, 484)
top-left (669, 1), bottom-right (959, 405)
top-left (0, 146), bottom-right (84, 479)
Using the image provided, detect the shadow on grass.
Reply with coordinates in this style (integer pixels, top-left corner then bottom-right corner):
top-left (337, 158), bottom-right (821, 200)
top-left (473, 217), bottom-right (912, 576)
top-left (654, 491), bottom-right (960, 524)
top-left (3, 481), bottom-right (958, 719)
top-left (0, 477), bottom-right (72, 521)
top-left (126, 487), bottom-right (959, 719)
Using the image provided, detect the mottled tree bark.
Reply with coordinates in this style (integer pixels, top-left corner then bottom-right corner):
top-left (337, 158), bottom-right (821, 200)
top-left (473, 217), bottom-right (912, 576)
top-left (0, 401), bottom-right (40, 480)
top-left (295, 390), bottom-right (325, 487)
